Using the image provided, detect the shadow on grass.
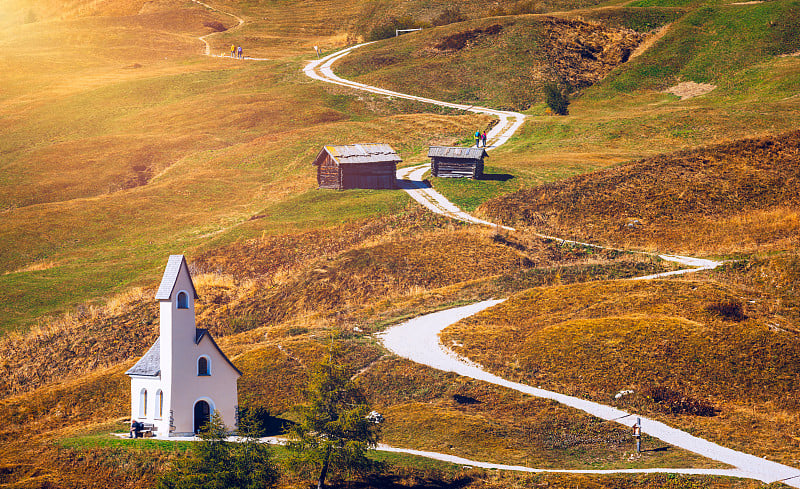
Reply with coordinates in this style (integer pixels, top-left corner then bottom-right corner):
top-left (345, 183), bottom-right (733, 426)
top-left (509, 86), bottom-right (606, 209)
top-left (396, 179), bottom-right (432, 190)
top-left (478, 173), bottom-right (514, 182)
top-left (643, 446), bottom-right (670, 453)
top-left (261, 416), bottom-right (295, 436)
top-left (336, 474), bottom-right (474, 488)
top-left (240, 407), bottom-right (295, 436)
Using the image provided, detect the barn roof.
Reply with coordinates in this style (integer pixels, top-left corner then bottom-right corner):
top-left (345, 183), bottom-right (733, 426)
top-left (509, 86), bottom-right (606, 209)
top-left (155, 255), bottom-right (198, 301)
top-left (125, 338), bottom-right (161, 377)
top-left (313, 144), bottom-right (402, 166)
top-left (428, 146), bottom-right (488, 159)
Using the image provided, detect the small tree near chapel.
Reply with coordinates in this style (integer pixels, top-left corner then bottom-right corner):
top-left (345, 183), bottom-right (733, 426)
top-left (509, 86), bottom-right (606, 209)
top-left (286, 350), bottom-right (380, 489)
top-left (158, 410), bottom-right (278, 489)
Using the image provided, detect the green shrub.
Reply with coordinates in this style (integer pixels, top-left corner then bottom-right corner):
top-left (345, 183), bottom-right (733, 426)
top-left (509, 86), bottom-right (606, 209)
top-left (157, 412), bottom-right (279, 489)
top-left (543, 83), bottom-right (569, 115)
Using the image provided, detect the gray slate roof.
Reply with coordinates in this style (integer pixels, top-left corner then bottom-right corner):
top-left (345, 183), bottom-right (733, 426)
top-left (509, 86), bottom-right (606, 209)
top-left (314, 144), bottom-right (402, 166)
top-left (125, 338), bottom-right (161, 377)
top-left (428, 146), bottom-right (488, 159)
top-left (155, 255), bottom-right (198, 301)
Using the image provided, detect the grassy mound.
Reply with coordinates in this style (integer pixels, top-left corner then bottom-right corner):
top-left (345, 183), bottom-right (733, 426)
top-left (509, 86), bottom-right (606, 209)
top-left (599, 0), bottom-right (800, 93)
top-left (711, 250), bottom-right (800, 325)
top-left (337, 16), bottom-right (645, 111)
top-left (442, 279), bottom-right (800, 463)
top-left (351, 0), bottom-right (614, 41)
top-left (480, 130), bottom-right (800, 255)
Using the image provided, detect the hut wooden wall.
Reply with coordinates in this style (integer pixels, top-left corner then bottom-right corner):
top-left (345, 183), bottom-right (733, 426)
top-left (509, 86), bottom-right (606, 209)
top-left (317, 154), bottom-right (341, 189)
top-left (431, 157), bottom-right (483, 179)
top-left (341, 162), bottom-right (396, 189)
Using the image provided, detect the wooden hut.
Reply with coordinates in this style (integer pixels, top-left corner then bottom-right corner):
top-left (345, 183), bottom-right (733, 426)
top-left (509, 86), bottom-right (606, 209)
top-left (312, 144), bottom-right (401, 190)
top-left (428, 146), bottom-right (487, 179)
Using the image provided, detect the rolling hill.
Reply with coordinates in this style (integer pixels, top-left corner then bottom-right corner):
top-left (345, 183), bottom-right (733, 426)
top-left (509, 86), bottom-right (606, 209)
top-left (0, 0), bottom-right (798, 486)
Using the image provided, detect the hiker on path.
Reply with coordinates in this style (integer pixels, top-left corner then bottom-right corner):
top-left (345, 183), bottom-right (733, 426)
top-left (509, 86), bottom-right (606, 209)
top-left (482, 131), bottom-right (487, 148)
top-left (230, 44), bottom-right (235, 58)
top-left (237, 45), bottom-right (243, 59)
top-left (475, 130), bottom-right (481, 147)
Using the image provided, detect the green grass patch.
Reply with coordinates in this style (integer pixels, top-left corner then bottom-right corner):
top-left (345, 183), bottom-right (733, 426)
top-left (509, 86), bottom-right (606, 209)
top-left (60, 432), bottom-right (193, 453)
top-left (577, 7), bottom-right (687, 32)
top-left (600, 0), bottom-right (800, 93)
top-left (248, 187), bottom-right (411, 234)
top-left (429, 165), bottom-right (523, 212)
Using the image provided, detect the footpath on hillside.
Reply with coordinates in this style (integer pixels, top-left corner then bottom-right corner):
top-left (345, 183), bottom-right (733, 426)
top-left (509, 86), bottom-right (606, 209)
top-left (303, 40), bottom-right (800, 487)
top-left (195, 4), bottom-right (800, 484)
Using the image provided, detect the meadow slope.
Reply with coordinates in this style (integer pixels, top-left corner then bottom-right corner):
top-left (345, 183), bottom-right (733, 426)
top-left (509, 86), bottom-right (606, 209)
top-left (0, 0), bottom-right (799, 486)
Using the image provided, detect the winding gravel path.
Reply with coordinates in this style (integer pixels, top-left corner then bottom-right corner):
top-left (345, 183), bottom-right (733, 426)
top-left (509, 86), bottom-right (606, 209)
top-left (192, 0), bottom-right (269, 60)
top-left (304, 45), bottom-right (525, 150)
top-left (187, 12), bottom-right (799, 484)
top-left (304, 44), bottom-right (722, 277)
top-left (304, 43), bottom-right (800, 485)
top-left (379, 302), bottom-right (800, 486)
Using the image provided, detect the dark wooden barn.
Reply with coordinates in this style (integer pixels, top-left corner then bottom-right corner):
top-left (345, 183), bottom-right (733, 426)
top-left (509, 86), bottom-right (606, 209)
top-left (428, 146), bottom-right (487, 179)
top-left (312, 144), bottom-right (401, 190)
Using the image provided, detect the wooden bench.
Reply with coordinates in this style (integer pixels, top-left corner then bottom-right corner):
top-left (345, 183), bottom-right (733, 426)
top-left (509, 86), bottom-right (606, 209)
top-left (140, 423), bottom-right (155, 437)
top-left (132, 422), bottom-right (156, 438)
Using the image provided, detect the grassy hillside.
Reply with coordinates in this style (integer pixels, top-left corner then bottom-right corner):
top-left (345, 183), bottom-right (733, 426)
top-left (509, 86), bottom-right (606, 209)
top-left (442, 279), bottom-right (800, 465)
top-left (0, 222), bottom-right (698, 486)
top-left (480, 130), bottom-right (800, 255)
top-left (1, 0), bottom-right (800, 485)
top-left (0, 3), bottom-right (492, 332)
top-left (337, 15), bottom-right (647, 111)
top-left (339, 1), bottom-right (800, 211)
top-left (350, 0), bottom-right (618, 41)
top-left (0, 208), bottom-right (675, 398)
top-left (597, 0), bottom-right (800, 92)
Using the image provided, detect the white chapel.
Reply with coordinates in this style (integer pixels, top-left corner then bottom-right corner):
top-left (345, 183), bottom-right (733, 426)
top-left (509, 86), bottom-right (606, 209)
top-left (125, 255), bottom-right (241, 437)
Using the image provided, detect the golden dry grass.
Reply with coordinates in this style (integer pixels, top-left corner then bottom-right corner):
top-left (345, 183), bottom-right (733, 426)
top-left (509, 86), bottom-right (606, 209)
top-left (0, 204), bottom-right (680, 407)
top-left (1, 0), bottom-right (799, 485)
top-left (360, 357), bottom-right (723, 470)
top-left (710, 250), bottom-right (800, 325)
top-left (480, 130), bottom-right (800, 256)
top-left (442, 279), bottom-right (800, 465)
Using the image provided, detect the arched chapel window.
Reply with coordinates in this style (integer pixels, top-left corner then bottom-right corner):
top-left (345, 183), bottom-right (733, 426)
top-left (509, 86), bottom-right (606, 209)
top-left (140, 389), bottom-right (148, 417)
top-left (177, 291), bottom-right (189, 309)
top-left (156, 390), bottom-right (164, 419)
top-left (198, 356), bottom-right (210, 376)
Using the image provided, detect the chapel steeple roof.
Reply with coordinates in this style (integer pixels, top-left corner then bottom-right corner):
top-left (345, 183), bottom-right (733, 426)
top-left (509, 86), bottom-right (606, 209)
top-left (154, 255), bottom-right (198, 301)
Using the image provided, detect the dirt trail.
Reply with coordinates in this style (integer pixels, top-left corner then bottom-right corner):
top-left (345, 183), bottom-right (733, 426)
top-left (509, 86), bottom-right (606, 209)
top-left (191, 0), bottom-right (269, 60)
top-left (379, 301), bottom-right (800, 486)
top-left (185, 4), bottom-right (799, 482)
top-left (630, 23), bottom-right (672, 60)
